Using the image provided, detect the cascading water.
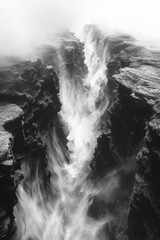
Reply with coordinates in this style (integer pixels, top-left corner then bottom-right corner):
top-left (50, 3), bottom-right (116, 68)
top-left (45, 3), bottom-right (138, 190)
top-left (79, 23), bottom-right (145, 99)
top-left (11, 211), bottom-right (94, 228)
top-left (14, 26), bottom-right (116, 240)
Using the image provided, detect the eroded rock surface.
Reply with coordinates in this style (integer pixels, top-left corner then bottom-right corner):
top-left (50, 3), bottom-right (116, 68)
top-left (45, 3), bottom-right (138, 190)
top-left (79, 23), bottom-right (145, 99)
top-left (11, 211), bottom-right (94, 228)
top-left (0, 31), bottom-right (160, 240)
top-left (0, 104), bottom-right (23, 239)
top-left (107, 38), bottom-right (160, 240)
top-left (0, 59), bottom-right (60, 239)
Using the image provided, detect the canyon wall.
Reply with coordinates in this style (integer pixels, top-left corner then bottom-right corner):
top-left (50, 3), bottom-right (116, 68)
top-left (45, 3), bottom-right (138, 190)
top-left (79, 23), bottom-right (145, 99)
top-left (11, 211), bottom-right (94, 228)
top-left (0, 32), bottom-right (160, 240)
top-left (105, 37), bottom-right (160, 239)
top-left (0, 59), bottom-right (60, 239)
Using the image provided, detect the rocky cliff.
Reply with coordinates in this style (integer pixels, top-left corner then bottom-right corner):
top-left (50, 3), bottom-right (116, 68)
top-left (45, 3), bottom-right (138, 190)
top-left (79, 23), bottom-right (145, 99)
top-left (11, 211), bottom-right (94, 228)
top-left (100, 37), bottom-right (160, 240)
top-left (0, 59), bottom-right (60, 239)
top-left (0, 32), bottom-right (160, 240)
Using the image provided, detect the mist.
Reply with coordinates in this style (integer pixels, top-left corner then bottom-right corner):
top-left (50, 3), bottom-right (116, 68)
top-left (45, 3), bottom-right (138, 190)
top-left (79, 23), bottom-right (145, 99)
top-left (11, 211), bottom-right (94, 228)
top-left (1, 1), bottom-right (159, 240)
top-left (0, 0), bottom-right (160, 60)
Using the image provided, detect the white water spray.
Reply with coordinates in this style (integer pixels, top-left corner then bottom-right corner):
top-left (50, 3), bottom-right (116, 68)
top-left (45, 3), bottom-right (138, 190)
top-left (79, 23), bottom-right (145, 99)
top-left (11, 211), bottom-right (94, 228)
top-left (60, 25), bottom-right (110, 177)
top-left (14, 26), bottom-right (113, 240)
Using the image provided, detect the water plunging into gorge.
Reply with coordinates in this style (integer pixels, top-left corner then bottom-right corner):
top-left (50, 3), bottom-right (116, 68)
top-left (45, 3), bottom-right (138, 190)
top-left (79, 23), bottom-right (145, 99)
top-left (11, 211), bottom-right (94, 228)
top-left (14, 26), bottom-right (118, 240)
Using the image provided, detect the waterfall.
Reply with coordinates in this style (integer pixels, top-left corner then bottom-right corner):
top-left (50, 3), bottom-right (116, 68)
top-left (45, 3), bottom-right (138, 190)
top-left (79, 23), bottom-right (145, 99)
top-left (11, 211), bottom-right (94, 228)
top-left (14, 25), bottom-right (112, 240)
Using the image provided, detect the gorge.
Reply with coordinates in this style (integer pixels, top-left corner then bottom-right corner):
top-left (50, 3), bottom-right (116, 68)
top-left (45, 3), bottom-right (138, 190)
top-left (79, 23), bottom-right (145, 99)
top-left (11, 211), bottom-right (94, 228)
top-left (0, 25), bottom-right (160, 240)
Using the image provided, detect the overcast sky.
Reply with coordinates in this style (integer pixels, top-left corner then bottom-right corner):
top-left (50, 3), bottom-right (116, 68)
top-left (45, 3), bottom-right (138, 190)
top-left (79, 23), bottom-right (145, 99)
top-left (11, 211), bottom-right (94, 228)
top-left (0, 0), bottom-right (160, 57)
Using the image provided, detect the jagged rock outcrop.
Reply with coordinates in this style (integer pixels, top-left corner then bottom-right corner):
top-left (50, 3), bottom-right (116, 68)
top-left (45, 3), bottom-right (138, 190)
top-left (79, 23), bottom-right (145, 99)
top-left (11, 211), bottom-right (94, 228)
top-left (0, 59), bottom-right (60, 239)
top-left (37, 31), bottom-right (87, 80)
top-left (1, 31), bottom-right (160, 240)
top-left (105, 38), bottom-right (160, 240)
top-left (91, 34), bottom-right (160, 239)
top-left (115, 68), bottom-right (160, 240)
top-left (0, 32), bottom-right (87, 238)
top-left (0, 104), bottom-right (23, 239)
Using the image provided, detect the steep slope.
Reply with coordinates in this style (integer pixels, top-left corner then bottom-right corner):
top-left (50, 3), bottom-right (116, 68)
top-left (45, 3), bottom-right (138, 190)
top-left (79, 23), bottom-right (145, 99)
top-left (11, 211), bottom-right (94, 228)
top-left (0, 31), bottom-right (160, 240)
top-left (0, 104), bottom-right (23, 240)
top-left (106, 38), bottom-right (160, 240)
top-left (0, 59), bottom-right (60, 239)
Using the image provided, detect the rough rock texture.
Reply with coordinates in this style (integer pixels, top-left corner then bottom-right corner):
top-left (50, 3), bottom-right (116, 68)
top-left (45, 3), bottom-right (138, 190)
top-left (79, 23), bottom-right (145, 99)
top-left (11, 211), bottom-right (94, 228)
top-left (91, 33), bottom-right (160, 239)
top-left (1, 31), bottom-right (160, 240)
top-left (0, 32), bottom-right (87, 239)
top-left (0, 59), bottom-right (60, 239)
top-left (37, 31), bottom-right (87, 80)
top-left (106, 37), bottom-right (160, 240)
top-left (0, 104), bottom-right (23, 239)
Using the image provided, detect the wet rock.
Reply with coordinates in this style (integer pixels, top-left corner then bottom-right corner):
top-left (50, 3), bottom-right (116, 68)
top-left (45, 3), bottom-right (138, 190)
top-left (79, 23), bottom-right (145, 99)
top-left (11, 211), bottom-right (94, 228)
top-left (108, 42), bottom-right (160, 239)
top-left (92, 134), bottom-right (116, 178)
top-left (128, 110), bottom-right (160, 240)
top-left (1, 31), bottom-right (160, 240)
top-left (0, 104), bottom-right (23, 163)
top-left (0, 103), bottom-right (23, 240)
top-left (0, 57), bottom-right (61, 239)
top-left (0, 217), bottom-right (11, 239)
top-left (114, 66), bottom-right (160, 102)
top-left (91, 34), bottom-right (160, 239)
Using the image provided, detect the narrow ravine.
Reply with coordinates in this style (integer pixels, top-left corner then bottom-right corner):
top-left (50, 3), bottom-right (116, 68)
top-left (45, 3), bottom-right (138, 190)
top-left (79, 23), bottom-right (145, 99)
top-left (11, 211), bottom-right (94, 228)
top-left (14, 26), bottom-right (112, 240)
top-left (0, 24), bottom-right (159, 240)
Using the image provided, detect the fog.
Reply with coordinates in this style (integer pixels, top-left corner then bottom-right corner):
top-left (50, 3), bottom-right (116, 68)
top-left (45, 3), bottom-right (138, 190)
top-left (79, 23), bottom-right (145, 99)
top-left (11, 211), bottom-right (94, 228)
top-left (0, 0), bottom-right (160, 57)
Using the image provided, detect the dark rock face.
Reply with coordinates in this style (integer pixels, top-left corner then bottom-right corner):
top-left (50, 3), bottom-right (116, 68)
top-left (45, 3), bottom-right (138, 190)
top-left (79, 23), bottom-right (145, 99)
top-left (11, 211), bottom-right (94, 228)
top-left (91, 34), bottom-right (160, 239)
top-left (37, 31), bottom-right (87, 80)
top-left (127, 107), bottom-right (160, 239)
top-left (0, 32), bottom-right (87, 239)
top-left (0, 31), bottom-right (160, 240)
top-left (60, 32), bottom-right (87, 80)
top-left (0, 104), bottom-right (23, 239)
top-left (0, 59), bottom-right (60, 239)
top-left (101, 37), bottom-right (160, 240)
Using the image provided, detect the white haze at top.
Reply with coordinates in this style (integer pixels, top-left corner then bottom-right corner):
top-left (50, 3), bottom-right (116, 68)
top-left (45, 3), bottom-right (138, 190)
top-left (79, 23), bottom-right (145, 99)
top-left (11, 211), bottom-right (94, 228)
top-left (2, 0), bottom-right (159, 239)
top-left (0, 0), bottom-right (160, 58)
